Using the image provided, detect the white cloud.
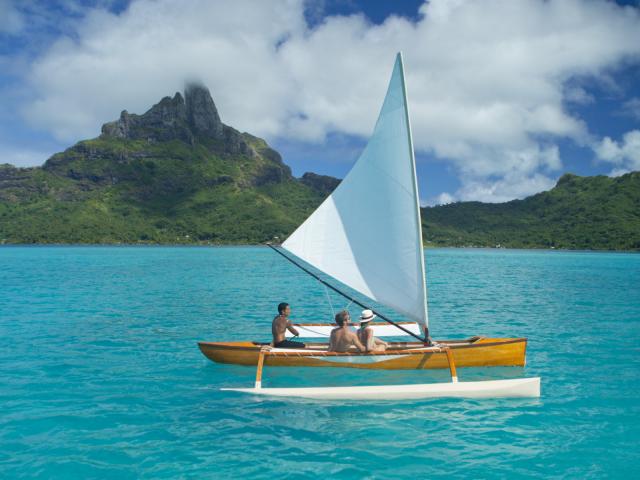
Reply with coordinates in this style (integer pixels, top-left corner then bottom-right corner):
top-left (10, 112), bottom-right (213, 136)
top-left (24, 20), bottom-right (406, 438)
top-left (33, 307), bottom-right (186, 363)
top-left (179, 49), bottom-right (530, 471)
top-left (609, 167), bottom-right (630, 177)
top-left (23, 0), bottom-right (307, 141)
top-left (622, 97), bottom-right (640, 120)
top-left (0, 145), bottom-right (52, 167)
top-left (564, 85), bottom-right (595, 105)
top-left (455, 171), bottom-right (558, 203)
top-left (434, 192), bottom-right (455, 206)
top-left (6, 0), bottom-right (640, 201)
top-left (594, 130), bottom-right (640, 171)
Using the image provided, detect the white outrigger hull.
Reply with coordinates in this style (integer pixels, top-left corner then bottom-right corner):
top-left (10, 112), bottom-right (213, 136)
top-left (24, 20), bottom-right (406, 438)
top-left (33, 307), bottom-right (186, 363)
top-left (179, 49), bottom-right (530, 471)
top-left (222, 377), bottom-right (540, 400)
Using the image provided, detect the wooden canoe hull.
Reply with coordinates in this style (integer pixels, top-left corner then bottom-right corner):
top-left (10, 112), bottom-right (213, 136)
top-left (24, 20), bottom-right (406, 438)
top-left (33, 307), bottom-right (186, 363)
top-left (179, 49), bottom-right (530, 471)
top-left (198, 337), bottom-right (527, 370)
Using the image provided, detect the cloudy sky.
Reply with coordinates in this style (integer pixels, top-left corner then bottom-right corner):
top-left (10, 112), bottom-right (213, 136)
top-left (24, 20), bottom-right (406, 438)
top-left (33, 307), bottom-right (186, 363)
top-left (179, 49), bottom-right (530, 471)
top-left (1, 0), bottom-right (640, 204)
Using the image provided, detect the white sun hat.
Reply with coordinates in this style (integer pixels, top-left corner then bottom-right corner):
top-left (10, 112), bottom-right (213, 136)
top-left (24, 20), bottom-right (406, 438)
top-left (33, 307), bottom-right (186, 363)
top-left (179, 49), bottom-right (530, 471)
top-left (359, 309), bottom-right (376, 323)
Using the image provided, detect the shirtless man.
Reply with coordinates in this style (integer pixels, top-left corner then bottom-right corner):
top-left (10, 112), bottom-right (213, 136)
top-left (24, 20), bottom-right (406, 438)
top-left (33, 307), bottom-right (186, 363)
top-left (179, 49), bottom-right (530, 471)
top-left (357, 309), bottom-right (388, 352)
top-left (272, 302), bottom-right (305, 349)
top-left (328, 310), bottom-right (365, 353)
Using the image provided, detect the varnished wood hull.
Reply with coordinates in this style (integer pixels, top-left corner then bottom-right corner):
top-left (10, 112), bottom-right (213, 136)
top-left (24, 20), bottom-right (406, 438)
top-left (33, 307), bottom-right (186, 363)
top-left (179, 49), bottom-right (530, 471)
top-left (198, 337), bottom-right (527, 370)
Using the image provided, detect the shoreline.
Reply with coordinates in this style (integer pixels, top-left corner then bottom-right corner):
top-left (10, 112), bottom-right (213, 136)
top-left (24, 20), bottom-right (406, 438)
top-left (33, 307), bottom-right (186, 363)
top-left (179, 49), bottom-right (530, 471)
top-left (0, 243), bottom-right (638, 253)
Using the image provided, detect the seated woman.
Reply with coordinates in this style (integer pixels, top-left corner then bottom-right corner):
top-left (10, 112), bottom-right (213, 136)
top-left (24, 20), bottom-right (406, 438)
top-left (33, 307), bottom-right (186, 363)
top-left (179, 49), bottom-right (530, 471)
top-left (357, 310), bottom-right (388, 352)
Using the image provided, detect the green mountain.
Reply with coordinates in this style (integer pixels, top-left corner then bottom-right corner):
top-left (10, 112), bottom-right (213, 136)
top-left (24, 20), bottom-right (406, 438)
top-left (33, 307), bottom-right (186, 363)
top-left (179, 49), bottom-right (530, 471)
top-left (1, 85), bottom-right (638, 250)
top-left (0, 85), bottom-right (338, 244)
top-left (422, 172), bottom-right (640, 250)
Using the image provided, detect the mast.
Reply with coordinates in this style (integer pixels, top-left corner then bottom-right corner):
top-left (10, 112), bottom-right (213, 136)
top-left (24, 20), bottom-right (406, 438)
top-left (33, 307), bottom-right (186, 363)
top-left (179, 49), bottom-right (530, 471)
top-left (397, 52), bottom-right (430, 335)
top-left (281, 53), bottom-right (429, 338)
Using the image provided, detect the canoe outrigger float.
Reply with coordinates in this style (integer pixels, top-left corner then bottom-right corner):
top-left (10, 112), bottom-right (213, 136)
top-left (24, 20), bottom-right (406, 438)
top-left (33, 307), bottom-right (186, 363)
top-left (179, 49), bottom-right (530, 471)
top-left (219, 344), bottom-right (539, 400)
top-left (202, 53), bottom-right (540, 400)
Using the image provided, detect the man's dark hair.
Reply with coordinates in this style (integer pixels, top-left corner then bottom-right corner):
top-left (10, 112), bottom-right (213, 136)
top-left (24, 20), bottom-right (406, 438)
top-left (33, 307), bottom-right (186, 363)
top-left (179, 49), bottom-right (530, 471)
top-left (335, 310), bottom-right (349, 326)
top-left (278, 302), bottom-right (289, 314)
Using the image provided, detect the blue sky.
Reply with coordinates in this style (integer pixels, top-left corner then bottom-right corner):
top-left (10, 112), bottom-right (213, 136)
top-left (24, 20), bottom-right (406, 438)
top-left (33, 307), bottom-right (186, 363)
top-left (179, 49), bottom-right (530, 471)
top-left (1, 0), bottom-right (640, 204)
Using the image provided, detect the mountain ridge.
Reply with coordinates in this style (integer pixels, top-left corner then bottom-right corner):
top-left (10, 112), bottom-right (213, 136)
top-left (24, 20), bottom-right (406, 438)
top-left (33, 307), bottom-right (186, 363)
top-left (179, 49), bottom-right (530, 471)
top-left (0, 84), bottom-right (329, 243)
top-left (422, 171), bottom-right (640, 250)
top-left (1, 85), bottom-right (639, 250)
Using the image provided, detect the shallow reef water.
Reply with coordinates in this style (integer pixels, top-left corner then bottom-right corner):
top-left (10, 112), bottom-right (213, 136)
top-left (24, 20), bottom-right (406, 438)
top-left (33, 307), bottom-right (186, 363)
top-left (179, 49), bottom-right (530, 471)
top-left (1, 246), bottom-right (639, 479)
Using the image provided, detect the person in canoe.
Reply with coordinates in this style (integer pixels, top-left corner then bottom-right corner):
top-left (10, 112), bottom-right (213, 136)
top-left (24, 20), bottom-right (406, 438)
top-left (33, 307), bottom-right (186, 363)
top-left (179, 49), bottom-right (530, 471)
top-left (272, 302), bottom-right (306, 349)
top-left (357, 309), bottom-right (388, 352)
top-left (328, 310), bottom-right (366, 352)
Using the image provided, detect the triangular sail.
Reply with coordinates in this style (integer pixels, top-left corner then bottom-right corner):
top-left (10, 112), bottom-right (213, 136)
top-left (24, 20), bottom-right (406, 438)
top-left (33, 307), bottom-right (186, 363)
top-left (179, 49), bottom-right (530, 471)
top-left (282, 53), bottom-right (429, 327)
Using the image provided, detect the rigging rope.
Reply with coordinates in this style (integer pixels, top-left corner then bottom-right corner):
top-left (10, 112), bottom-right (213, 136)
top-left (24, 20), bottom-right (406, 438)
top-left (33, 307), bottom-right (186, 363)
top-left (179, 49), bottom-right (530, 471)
top-left (322, 283), bottom-right (336, 318)
top-left (296, 325), bottom-right (331, 337)
top-left (267, 244), bottom-right (430, 344)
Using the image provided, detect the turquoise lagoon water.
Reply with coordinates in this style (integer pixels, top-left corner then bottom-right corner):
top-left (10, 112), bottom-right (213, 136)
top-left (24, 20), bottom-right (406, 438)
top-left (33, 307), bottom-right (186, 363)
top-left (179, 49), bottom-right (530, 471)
top-left (1, 246), bottom-right (639, 479)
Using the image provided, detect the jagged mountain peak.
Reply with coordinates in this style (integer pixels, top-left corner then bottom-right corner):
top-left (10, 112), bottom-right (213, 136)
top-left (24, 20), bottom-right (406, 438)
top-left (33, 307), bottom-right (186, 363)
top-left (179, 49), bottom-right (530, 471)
top-left (39, 82), bottom-right (301, 189)
top-left (184, 83), bottom-right (223, 139)
top-left (100, 83), bottom-right (226, 145)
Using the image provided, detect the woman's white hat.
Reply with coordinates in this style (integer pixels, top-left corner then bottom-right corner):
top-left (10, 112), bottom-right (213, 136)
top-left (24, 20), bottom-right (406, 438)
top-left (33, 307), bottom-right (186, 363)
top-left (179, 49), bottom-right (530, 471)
top-left (360, 309), bottom-right (376, 323)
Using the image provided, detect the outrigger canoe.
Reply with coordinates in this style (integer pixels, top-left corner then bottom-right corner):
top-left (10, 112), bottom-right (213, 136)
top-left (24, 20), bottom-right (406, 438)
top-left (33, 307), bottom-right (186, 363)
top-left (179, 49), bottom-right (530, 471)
top-left (199, 335), bottom-right (527, 370)
top-left (207, 53), bottom-right (539, 399)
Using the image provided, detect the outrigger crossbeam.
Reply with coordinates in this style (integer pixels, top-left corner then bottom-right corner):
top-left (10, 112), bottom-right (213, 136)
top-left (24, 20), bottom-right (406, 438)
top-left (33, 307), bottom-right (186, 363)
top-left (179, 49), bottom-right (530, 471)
top-left (221, 345), bottom-right (540, 400)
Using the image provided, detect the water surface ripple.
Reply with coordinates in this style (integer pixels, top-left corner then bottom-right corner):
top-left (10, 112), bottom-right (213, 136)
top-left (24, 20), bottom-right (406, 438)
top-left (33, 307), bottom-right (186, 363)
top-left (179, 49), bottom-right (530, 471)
top-left (1, 247), bottom-right (638, 478)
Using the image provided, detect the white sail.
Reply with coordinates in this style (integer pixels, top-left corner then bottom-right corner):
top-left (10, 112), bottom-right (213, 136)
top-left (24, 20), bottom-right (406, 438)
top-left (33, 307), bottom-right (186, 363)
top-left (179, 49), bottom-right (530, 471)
top-left (282, 53), bottom-right (429, 328)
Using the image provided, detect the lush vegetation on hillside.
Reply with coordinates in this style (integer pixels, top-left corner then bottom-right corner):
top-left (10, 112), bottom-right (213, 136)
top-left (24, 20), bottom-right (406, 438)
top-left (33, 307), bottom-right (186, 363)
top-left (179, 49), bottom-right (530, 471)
top-left (0, 139), bottom-right (326, 244)
top-left (0, 85), bottom-right (338, 244)
top-left (422, 172), bottom-right (640, 250)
